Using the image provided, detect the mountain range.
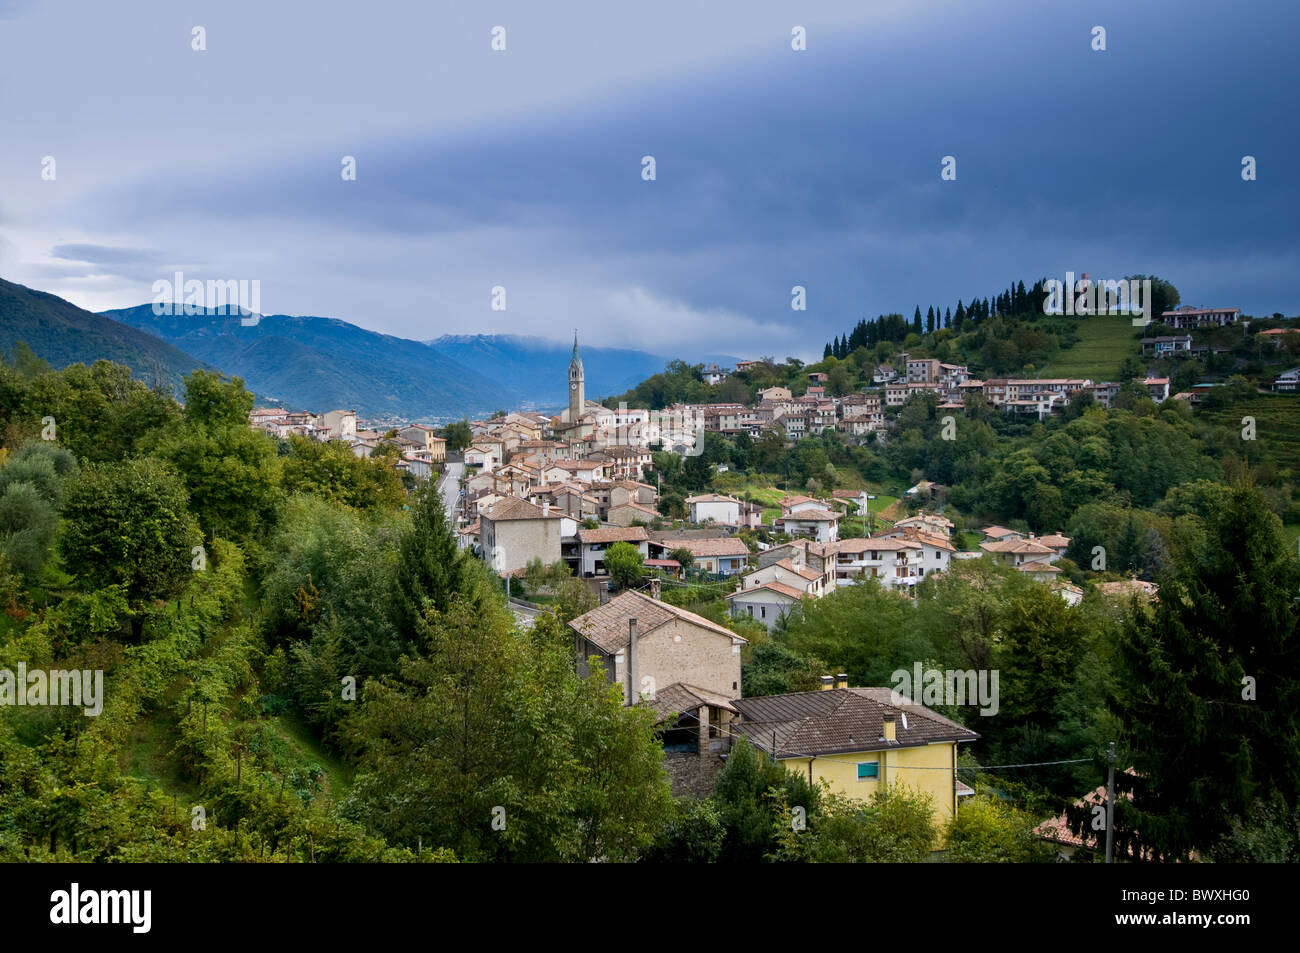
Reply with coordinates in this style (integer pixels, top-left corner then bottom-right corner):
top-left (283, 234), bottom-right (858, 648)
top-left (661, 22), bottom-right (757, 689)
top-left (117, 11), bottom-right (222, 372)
top-left (426, 334), bottom-right (737, 410)
top-left (0, 278), bottom-right (215, 393)
top-left (0, 278), bottom-right (731, 420)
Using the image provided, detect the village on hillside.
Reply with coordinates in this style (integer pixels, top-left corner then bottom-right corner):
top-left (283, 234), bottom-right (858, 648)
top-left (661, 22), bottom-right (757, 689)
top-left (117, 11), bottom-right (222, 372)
top-left (231, 305), bottom-right (1286, 851)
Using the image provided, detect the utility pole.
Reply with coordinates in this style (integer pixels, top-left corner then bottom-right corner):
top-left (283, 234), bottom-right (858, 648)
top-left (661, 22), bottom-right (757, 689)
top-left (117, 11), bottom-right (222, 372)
top-left (1105, 741), bottom-right (1116, 864)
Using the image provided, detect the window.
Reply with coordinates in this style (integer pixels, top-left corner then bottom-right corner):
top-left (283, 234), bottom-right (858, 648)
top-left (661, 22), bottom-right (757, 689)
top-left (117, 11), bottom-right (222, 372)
top-left (857, 762), bottom-right (879, 780)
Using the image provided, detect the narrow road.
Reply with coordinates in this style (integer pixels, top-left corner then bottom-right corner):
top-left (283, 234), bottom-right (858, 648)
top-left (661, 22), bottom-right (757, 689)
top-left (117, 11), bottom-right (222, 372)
top-left (508, 597), bottom-right (541, 628)
top-left (439, 458), bottom-right (464, 528)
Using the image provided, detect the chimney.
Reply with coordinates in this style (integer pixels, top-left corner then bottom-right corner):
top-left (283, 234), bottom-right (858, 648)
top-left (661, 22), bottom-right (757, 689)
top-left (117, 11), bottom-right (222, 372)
top-left (542, 500), bottom-right (550, 517)
top-left (649, 577), bottom-right (661, 601)
top-left (835, 673), bottom-right (849, 689)
top-left (626, 617), bottom-right (638, 706)
top-left (819, 675), bottom-right (835, 691)
top-left (882, 714), bottom-right (896, 743)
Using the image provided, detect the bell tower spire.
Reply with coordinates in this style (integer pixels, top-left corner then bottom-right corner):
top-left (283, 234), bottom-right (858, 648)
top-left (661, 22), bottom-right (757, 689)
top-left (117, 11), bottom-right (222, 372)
top-left (568, 330), bottom-right (585, 422)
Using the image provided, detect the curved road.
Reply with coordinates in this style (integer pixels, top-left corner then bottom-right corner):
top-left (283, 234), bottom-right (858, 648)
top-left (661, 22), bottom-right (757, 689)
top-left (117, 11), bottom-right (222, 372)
top-left (438, 458), bottom-right (464, 528)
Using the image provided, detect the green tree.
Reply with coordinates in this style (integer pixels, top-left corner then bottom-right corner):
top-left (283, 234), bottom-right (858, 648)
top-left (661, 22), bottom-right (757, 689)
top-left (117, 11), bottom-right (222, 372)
top-left (281, 436), bottom-right (404, 510)
top-left (59, 457), bottom-right (200, 614)
top-left (0, 482), bottom-right (57, 583)
top-left (440, 420), bottom-right (472, 454)
top-left (603, 541), bottom-right (645, 589)
top-left (178, 369), bottom-right (255, 429)
top-left (343, 597), bottom-right (671, 861)
top-left (712, 736), bottom-right (821, 862)
top-left (1111, 480), bottom-right (1300, 861)
top-left (668, 546), bottom-right (695, 570)
top-left (391, 479), bottom-right (476, 650)
top-left (943, 796), bottom-right (1052, 862)
top-left (154, 372), bottom-right (281, 539)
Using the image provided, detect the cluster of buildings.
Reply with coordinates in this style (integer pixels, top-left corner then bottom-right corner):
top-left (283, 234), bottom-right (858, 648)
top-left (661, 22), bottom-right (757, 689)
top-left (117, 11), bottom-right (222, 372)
top-left (724, 507), bottom-right (1073, 632)
top-left (567, 587), bottom-right (979, 820)
top-left (248, 406), bottom-right (446, 479)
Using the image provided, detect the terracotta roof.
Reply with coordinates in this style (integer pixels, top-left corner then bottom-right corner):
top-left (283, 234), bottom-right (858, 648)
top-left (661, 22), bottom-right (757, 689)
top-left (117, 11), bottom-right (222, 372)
top-left (1035, 771), bottom-right (1141, 852)
top-left (838, 537), bottom-right (920, 553)
top-left (908, 531), bottom-right (955, 552)
top-left (569, 590), bottom-right (745, 654)
top-left (576, 526), bottom-right (650, 545)
top-left (980, 539), bottom-right (1054, 556)
top-left (731, 688), bottom-right (978, 758)
top-left (1099, 579), bottom-right (1159, 599)
top-left (726, 581), bottom-right (806, 601)
top-left (608, 501), bottom-right (660, 516)
top-left (777, 507), bottom-right (840, 522)
top-left (642, 682), bottom-right (739, 722)
top-left (771, 558), bottom-right (822, 581)
top-left (1016, 560), bottom-right (1062, 574)
top-left (482, 497), bottom-right (559, 522)
top-left (672, 537), bottom-right (750, 558)
top-left (1038, 534), bottom-right (1071, 548)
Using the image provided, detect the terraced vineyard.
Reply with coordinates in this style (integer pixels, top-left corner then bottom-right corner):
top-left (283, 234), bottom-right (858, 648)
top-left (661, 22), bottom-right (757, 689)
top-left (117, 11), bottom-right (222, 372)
top-left (1198, 394), bottom-right (1300, 472)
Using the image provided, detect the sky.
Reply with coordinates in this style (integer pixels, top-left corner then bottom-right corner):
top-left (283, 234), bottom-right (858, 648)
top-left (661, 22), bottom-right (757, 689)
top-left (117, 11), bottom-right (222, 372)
top-left (1, 0), bottom-right (1297, 361)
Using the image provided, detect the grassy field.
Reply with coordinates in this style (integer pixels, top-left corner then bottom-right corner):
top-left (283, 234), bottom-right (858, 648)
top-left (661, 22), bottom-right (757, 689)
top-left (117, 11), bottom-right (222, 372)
top-left (1198, 394), bottom-right (1300, 472)
top-left (1043, 317), bottom-right (1144, 380)
top-left (710, 474), bottom-right (903, 528)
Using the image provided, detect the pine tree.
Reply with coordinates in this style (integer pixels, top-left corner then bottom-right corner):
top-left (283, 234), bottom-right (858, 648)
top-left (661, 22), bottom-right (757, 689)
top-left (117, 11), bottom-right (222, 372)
top-left (913, 306), bottom-right (923, 335)
top-left (392, 479), bottom-right (473, 648)
top-left (944, 307), bottom-right (951, 329)
top-left (926, 306), bottom-right (935, 334)
top-left (954, 300), bottom-right (966, 330)
top-left (824, 342), bottom-right (833, 359)
top-left (1112, 481), bottom-right (1300, 860)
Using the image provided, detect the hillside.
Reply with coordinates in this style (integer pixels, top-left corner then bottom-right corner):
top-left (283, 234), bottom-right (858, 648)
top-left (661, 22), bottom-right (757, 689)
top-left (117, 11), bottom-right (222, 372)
top-left (0, 278), bottom-right (213, 394)
top-left (105, 305), bottom-right (507, 421)
top-left (1041, 316), bottom-right (1145, 380)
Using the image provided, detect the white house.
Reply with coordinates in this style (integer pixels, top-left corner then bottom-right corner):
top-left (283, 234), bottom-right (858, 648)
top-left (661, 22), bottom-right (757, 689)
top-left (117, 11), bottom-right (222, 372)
top-left (686, 493), bottom-right (742, 525)
top-left (740, 558), bottom-right (826, 597)
top-left (575, 526), bottom-right (651, 577)
top-left (322, 409), bottom-right (357, 441)
top-left (979, 537), bottom-right (1058, 567)
top-left (834, 537), bottom-right (924, 589)
top-left (725, 582), bottom-right (805, 633)
top-left (465, 443), bottom-right (503, 471)
top-left (652, 537), bottom-right (750, 576)
top-left (774, 507), bottom-right (840, 544)
top-left (1272, 368), bottom-right (1300, 393)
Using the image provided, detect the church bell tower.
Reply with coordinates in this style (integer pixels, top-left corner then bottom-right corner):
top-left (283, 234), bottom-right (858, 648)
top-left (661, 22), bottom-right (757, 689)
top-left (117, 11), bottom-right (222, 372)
top-left (568, 331), bottom-right (585, 422)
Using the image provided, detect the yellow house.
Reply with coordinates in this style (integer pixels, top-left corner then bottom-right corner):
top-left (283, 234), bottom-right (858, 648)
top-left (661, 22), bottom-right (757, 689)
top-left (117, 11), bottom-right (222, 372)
top-left (730, 684), bottom-right (978, 822)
